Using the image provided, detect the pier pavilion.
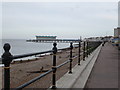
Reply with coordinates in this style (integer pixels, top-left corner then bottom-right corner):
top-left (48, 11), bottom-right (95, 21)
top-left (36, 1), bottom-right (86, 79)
top-left (36, 36), bottom-right (57, 40)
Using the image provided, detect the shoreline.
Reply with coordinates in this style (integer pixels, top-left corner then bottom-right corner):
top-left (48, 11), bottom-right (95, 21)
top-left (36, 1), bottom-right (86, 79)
top-left (10, 49), bottom-right (66, 64)
top-left (10, 46), bottom-right (73, 64)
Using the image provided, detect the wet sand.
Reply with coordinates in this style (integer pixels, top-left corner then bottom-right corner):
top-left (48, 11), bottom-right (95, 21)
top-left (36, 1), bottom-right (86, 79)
top-left (7, 47), bottom-right (80, 88)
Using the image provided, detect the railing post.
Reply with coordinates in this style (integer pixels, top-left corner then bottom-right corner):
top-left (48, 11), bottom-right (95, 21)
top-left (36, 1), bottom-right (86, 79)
top-left (2, 43), bottom-right (13, 90)
top-left (92, 42), bottom-right (94, 52)
top-left (69, 42), bottom-right (73, 74)
top-left (78, 42), bottom-right (81, 65)
top-left (51, 43), bottom-right (57, 89)
top-left (86, 41), bottom-right (89, 57)
top-left (83, 41), bottom-right (86, 61)
top-left (88, 41), bottom-right (90, 55)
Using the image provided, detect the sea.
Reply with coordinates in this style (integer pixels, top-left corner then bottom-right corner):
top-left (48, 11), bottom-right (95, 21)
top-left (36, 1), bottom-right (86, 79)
top-left (0, 39), bottom-right (69, 66)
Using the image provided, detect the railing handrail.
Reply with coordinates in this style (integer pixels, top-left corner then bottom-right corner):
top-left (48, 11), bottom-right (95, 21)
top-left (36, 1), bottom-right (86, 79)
top-left (0, 43), bottom-right (93, 64)
top-left (12, 50), bottom-right (54, 59)
top-left (1, 46), bottom-right (73, 61)
top-left (0, 47), bottom-right (72, 62)
top-left (1, 41), bottom-right (84, 61)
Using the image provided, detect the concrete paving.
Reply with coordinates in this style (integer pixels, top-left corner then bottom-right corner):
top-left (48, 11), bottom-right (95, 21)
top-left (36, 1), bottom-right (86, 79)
top-left (85, 42), bottom-right (119, 88)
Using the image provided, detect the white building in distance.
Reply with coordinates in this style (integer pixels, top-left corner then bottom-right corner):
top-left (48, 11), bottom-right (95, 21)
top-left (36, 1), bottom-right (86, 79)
top-left (114, 27), bottom-right (120, 38)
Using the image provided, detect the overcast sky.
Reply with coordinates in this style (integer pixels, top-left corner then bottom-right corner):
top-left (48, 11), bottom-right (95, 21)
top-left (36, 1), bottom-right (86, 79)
top-left (1, 1), bottom-right (118, 39)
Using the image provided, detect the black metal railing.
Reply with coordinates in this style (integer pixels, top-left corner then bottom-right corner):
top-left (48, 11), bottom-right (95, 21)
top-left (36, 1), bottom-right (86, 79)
top-left (1, 41), bottom-right (102, 90)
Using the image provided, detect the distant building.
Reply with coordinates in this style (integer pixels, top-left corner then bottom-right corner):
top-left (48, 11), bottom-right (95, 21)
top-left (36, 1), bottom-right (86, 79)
top-left (104, 36), bottom-right (113, 42)
top-left (112, 27), bottom-right (120, 46)
top-left (114, 27), bottom-right (120, 38)
top-left (86, 36), bottom-right (112, 42)
top-left (36, 36), bottom-right (57, 40)
top-left (87, 37), bottom-right (103, 41)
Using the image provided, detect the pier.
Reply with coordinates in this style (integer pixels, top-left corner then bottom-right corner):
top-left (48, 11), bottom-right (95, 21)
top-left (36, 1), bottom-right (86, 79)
top-left (26, 39), bottom-right (81, 43)
top-left (27, 36), bottom-right (81, 43)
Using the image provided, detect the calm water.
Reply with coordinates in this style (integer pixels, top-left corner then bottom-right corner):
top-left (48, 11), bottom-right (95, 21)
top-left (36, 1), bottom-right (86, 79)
top-left (0, 39), bottom-right (69, 59)
top-left (0, 39), bottom-right (70, 66)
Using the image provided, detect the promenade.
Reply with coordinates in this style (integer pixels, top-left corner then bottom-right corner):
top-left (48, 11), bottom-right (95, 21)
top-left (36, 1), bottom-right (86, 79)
top-left (85, 42), bottom-right (119, 88)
